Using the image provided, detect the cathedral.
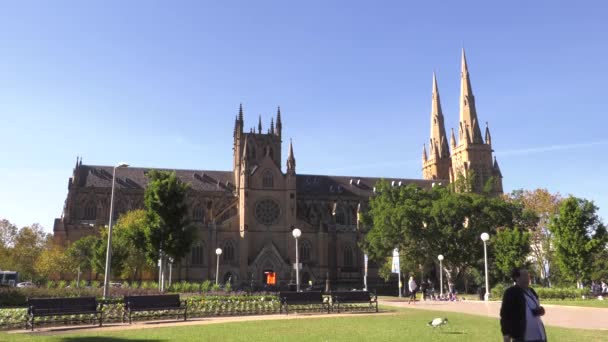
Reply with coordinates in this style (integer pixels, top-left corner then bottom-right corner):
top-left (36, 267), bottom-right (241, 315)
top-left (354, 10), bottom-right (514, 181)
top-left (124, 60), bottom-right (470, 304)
top-left (53, 49), bottom-right (502, 287)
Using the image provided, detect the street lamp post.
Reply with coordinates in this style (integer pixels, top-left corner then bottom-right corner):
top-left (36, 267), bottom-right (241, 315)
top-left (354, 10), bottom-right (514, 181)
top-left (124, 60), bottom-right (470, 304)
top-left (438, 254), bottom-right (444, 298)
top-left (292, 228), bottom-right (302, 292)
top-left (215, 248), bottom-right (222, 285)
top-left (481, 232), bottom-right (490, 301)
top-left (168, 257), bottom-right (174, 288)
top-left (103, 163), bottom-right (128, 299)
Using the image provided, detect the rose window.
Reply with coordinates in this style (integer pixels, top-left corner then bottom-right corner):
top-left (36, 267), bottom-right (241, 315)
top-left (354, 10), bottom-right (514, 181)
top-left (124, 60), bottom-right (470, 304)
top-left (255, 199), bottom-right (281, 226)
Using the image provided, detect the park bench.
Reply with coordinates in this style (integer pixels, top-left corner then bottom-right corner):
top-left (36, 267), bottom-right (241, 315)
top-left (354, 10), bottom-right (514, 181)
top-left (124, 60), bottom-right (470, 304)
top-left (279, 291), bottom-right (330, 315)
top-left (330, 291), bottom-right (378, 313)
top-left (26, 297), bottom-right (102, 331)
top-left (123, 294), bottom-right (188, 324)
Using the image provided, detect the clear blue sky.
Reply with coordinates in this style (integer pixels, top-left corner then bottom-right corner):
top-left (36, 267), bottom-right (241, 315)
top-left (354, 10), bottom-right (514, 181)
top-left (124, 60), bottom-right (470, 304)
top-left (1, 1), bottom-right (607, 232)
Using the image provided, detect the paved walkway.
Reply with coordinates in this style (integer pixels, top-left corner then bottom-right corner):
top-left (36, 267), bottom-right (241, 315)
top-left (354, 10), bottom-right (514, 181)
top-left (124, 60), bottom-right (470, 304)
top-left (379, 298), bottom-right (608, 330)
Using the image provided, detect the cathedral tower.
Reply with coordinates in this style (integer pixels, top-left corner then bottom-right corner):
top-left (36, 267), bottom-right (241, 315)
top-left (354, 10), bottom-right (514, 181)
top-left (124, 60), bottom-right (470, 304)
top-left (449, 49), bottom-right (503, 193)
top-left (422, 72), bottom-right (451, 181)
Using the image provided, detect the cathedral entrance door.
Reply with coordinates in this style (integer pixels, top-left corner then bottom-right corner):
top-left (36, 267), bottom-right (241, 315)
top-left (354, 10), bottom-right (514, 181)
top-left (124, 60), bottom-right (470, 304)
top-left (263, 270), bottom-right (276, 286)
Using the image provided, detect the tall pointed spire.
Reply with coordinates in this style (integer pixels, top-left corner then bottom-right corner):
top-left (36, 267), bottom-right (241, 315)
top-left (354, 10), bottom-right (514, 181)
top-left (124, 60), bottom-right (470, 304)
top-left (493, 156), bottom-right (502, 177)
top-left (270, 117), bottom-right (275, 135)
top-left (275, 106), bottom-right (282, 139)
top-left (258, 115), bottom-right (262, 134)
top-left (429, 72), bottom-right (450, 159)
top-left (459, 48), bottom-right (483, 145)
top-left (450, 128), bottom-right (456, 150)
top-left (485, 122), bottom-right (492, 147)
top-left (238, 103), bottom-right (244, 122)
top-left (287, 138), bottom-right (296, 174)
top-left (422, 144), bottom-right (428, 162)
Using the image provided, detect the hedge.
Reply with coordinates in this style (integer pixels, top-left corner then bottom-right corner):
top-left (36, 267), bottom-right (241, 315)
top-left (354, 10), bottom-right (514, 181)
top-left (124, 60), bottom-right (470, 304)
top-left (491, 284), bottom-right (591, 300)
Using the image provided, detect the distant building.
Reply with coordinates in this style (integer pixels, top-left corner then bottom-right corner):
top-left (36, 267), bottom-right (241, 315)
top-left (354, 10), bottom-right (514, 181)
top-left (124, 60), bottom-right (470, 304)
top-left (54, 49), bottom-right (502, 287)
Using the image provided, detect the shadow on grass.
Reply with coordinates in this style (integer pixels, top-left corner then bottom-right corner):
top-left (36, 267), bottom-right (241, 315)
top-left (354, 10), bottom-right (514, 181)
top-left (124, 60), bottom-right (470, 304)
top-left (59, 338), bottom-right (167, 342)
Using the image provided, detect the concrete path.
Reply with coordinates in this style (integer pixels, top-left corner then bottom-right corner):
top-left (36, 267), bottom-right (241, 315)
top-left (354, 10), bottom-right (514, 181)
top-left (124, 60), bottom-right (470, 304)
top-left (379, 298), bottom-right (608, 330)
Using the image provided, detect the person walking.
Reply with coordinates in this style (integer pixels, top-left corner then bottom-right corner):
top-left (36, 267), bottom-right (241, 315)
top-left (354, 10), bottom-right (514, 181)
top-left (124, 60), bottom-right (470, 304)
top-left (420, 279), bottom-right (429, 301)
top-left (500, 267), bottom-right (547, 342)
top-left (407, 276), bottom-right (418, 304)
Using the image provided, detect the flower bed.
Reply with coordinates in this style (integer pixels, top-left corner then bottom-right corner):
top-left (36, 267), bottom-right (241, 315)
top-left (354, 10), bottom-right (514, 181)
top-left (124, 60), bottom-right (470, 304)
top-left (0, 294), bottom-right (281, 330)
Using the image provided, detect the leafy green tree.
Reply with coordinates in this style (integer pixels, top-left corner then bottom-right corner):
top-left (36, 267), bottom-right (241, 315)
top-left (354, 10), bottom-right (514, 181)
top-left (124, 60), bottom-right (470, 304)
top-left (92, 226), bottom-right (128, 279)
top-left (143, 170), bottom-right (195, 289)
top-left (113, 209), bottom-right (154, 281)
top-left (66, 235), bottom-right (99, 281)
top-left (549, 196), bottom-right (607, 287)
top-left (362, 181), bottom-right (516, 288)
top-left (35, 242), bottom-right (73, 281)
top-left (0, 219), bottom-right (18, 270)
top-left (492, 227), bottom-right (531, 281)
top-left (11, 224), bottom-right (49, 282)
top-left (591, 247), bottom-right (608, 283)
top-left (507, 189), bottom-right (562, 286)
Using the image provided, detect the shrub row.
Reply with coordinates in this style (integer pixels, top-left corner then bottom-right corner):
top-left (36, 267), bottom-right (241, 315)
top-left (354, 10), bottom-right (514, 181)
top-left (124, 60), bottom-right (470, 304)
top-left (491, 284), bottom-right (592, 300)
top-left (0, 294), bottom-right (281, 330)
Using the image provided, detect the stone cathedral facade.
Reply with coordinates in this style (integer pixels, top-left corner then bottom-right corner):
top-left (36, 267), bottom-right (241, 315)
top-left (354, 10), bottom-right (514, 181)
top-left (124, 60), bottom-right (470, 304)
top-left (53, 50), bottom-right (502, 287)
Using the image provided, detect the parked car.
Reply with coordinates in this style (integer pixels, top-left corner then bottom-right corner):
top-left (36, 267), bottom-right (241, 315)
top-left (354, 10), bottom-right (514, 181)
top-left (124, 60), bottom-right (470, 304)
top-left (16, 281), bottom-right (35, 288)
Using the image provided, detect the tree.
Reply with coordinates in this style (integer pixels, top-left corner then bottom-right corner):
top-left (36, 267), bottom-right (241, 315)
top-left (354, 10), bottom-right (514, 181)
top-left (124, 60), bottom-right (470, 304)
top-left (143, 170), bottom-right (195, 290)
top-left (362, 181), bottom-right (516, 289)
top-left (591, 247), bottom-right (608, 283)
top-left (113, 210), bottom-right (154, 281)
top-left (11, 224), bottom-right (49, 282)
top-left (66, 235), bottom-right (99, 281)
top-left (0, 219), bottom-right (18, 270)
top-left (0, 219), bottom-right (18, 248)
top-left (92, 226), bottom-right (128, 279)
top-left (507, 189), bottom-right (562, 286)
top-left (35, 242), bottom-right (73, 281)
top-left (492, 227), bottom-right (531, 281)
top-left (549, 196), bottom-right (607, 288)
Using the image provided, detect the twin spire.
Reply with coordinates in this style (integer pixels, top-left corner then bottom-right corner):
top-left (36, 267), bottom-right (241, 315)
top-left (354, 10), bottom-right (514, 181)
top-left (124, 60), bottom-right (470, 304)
top-left (427, 48), bottom-right (489, 159)
top-left (458, 49), bottom-right (484, 145)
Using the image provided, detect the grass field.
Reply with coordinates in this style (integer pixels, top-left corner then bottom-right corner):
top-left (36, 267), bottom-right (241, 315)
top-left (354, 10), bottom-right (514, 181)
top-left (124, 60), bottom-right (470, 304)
top-left (1, 306), bottom-right (606, 342)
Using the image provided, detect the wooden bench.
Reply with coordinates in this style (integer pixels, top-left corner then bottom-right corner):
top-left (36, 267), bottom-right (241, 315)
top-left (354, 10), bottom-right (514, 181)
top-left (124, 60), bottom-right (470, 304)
top-left (123, 294), bottom-right (187, 324)
top-left (26, 297), bottom-right (102, 331)
top-left (279, 291), bottom-right (329, 315)
top-left (330, 291), bottom-right (378, 313)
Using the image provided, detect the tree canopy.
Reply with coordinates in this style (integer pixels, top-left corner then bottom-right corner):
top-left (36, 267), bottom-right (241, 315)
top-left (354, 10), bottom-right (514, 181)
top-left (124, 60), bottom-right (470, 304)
top-left (549, 196), bottom-right (607, 287)
top-left (361, 181), bottom-right (518, 284)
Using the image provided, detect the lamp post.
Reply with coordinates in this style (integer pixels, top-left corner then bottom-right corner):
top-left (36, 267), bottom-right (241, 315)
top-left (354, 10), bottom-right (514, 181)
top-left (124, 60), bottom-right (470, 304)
top-left (292, 228), bottom-right (302, 292)
top-left (481, 232), bottom-right (490, 301)
top-left (215, 248), bottom-right (222, 285)
top-left (168, 257), bottom-right (174, 288)
top-left (103, 162), bottom-right (129, 299)
top-left (438, 254), bottom-right (444, 298)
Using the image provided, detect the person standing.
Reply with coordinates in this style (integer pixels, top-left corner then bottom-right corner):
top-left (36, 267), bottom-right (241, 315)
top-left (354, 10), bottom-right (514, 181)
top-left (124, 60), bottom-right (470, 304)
top-left (407, 276), bottom-right (418, 304)
top-left (420, 279), bottom-right (429, 301)
top-left (500, 268), bottom-right (547, 342)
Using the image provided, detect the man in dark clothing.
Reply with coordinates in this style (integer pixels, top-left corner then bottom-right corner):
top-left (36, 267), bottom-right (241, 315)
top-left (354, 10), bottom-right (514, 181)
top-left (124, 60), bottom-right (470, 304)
top-left (420, 279), bottom-right (429, 301)
top-left (500, 268), bottom-right (547, 342)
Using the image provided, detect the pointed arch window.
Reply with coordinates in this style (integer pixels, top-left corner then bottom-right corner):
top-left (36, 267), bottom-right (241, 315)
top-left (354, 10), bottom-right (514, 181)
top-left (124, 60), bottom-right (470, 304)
top-left (223, 240), bottom-right (235, 262)
top-left (343, 244), bottom-right (354, 267)
top-left (84, 202), bottom-right (97, 220)
top-left (299, 240), bottom-right (312, 262)
top-left (191, 243), bottom-right (204, 265)
top-left (193, 205), bottom-right (204, 221)
top-left (262, 170), bottom-right (274, 188)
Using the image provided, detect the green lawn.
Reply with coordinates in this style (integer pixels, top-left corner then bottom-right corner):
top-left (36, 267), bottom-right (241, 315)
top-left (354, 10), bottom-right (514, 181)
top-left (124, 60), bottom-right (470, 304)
top-left (1, 307), bottom-right (606, 342)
